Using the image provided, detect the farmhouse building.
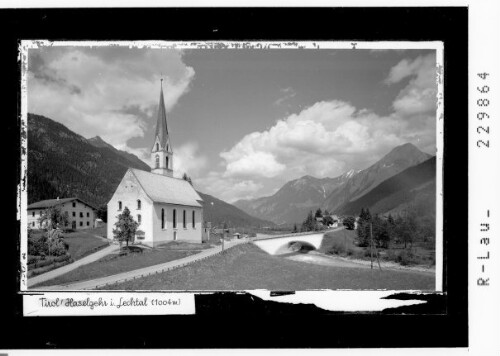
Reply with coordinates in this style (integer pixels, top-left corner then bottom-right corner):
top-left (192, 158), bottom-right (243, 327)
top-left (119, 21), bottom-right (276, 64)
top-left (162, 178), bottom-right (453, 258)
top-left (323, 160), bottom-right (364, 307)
top-left (27, 197), bottom-right (97, 230)
top-left (107, 81), bottom-right (205, 246)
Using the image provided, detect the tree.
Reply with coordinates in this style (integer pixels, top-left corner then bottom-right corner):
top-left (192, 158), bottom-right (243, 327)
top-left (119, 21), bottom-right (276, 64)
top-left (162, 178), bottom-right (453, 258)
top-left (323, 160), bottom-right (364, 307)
top-left (301, 211), bottom-right (316, 232)
top-left (39, 206), bottom-right (69, 231)
top-left (356, 207), bottom-right (372, 247)
top-left (322, 215), bottom-right (334, 226)
top-left (315, 208), bottom-right (323, 218)
top-left (323, 209), bottom-right (330, 216)
top-left (343, 216), bottom-right (355, 230)
top-left (97, 204), bottom-right (108, 223)
top-left (372, 214), bottom-right (390, 248)
top-left (182, 172), bottom-right (193, 186)
top-left (112, 207), bottom-right (139, 247)
top-left (292, 224), bottom-right (298, 233)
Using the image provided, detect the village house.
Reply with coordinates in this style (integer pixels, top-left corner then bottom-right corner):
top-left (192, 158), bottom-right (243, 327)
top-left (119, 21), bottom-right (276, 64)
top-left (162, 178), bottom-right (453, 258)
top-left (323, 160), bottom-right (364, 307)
top-left (107, 80), bottom-right (205, 247)
top-left (27, 197), bottom-right (97, 230)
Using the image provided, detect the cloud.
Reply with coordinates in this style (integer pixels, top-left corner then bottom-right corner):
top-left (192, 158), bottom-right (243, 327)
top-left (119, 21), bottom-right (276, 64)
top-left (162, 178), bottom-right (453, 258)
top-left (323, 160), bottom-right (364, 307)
top-left (207, 52), bottom-right (438, 202)
top-left (274, 86), bottom-right (297, 106)
top-left (196, 171), bottom-right (263, 203)
top-left (172, 142), bottom-right (209, 179)
top-left (27, 46), bottom-right (195, 157)
top-left (218, 100), bottom-right (405, 182)
top-left (385, 53), bottom-right (437, 116)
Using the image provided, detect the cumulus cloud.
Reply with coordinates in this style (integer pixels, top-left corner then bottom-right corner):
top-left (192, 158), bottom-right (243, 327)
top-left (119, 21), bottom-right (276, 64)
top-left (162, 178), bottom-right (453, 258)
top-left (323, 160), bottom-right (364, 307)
top-left (172, 142), bottom-right (209, 179)
top-left (202, 52), bottom-right (437, 201)
top-left (386, 53), bottom-right (437, 116)
top-left (27, 46), bottom-right (195, 157)
top-left (196, 171), bottom-right (263, 203)
top-left (219, 100), bottom-right (404, 181)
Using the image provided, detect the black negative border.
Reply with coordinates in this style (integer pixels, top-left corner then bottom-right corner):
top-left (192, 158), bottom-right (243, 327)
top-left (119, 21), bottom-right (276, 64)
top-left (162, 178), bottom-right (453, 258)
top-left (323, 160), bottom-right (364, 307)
top-left (0, 7), bottom-right (467, 349)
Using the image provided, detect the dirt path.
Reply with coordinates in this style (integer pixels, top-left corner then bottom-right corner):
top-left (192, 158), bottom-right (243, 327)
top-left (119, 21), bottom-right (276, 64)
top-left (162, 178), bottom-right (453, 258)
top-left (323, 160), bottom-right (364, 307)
top-left (286, 251), bottom-right (435, 275)
top-left (28, 244), bottom-right (120, 287)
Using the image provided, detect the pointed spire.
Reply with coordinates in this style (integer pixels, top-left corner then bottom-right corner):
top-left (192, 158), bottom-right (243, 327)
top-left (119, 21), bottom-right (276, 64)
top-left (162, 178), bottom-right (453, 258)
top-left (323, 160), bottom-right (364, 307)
top-left (154, 78), bottom-right (169, 149)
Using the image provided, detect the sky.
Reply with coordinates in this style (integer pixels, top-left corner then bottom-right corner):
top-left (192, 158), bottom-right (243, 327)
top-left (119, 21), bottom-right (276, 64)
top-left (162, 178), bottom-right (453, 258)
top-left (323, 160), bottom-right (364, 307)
top-left (27, 44), bottom-right (438, 203)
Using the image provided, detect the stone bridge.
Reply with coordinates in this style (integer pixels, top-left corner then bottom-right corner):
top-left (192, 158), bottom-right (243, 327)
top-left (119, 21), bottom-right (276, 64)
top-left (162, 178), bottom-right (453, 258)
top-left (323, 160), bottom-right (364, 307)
top-left (252, 228), bottom-right (342, 255)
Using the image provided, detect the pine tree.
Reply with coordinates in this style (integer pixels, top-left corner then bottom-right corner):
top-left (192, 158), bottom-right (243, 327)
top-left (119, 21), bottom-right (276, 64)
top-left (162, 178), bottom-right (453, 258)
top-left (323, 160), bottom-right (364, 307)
top-left (112, 207), bottom-right (139, 247)
top-left (302, 211), bottom-right (315, 232)
top-left (315, 208), bottom-right (323, 218)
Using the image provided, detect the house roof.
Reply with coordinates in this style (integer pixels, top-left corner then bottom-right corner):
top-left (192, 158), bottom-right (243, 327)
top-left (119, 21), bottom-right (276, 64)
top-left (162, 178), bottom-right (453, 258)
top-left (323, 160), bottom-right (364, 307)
top-left (130, 169), bottom-right (203, 207)
top-left (27, 197), bottom-right (97, 210)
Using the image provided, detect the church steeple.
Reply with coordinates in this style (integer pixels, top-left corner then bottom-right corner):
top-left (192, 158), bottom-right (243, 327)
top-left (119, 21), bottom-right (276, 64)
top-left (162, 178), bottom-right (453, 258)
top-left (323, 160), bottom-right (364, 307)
top-left (151, 79), bottom-right (174, 177)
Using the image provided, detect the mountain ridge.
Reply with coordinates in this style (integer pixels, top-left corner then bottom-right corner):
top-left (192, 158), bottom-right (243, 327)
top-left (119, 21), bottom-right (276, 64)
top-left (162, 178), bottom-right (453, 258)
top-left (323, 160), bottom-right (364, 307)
top-left (234, 143), bottom-right (433, 225)
top-left (27, 113), bottom-right (274, 228)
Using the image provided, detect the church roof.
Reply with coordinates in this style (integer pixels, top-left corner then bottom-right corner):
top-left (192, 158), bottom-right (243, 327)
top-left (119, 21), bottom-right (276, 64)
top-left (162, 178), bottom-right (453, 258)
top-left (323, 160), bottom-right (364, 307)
top-left (154, 84), bottom-right (169, 149)
top-left (130, 169), bottom-right (203, 207)
top-left (28, 197), bottom-right (96, 210)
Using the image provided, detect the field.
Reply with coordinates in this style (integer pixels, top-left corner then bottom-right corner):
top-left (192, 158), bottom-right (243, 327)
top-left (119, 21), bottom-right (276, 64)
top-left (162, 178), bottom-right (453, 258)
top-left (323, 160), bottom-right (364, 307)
top-left (319, 228), bottom-right (435, 267)
top-left (318, 228), bottom-right (363, 254)
top-left (102, 243), bottom-right (435, 291)
top-left (33, 241), bottom-right (208, 287)
top-left (64, 231), bottom-right (109, 260)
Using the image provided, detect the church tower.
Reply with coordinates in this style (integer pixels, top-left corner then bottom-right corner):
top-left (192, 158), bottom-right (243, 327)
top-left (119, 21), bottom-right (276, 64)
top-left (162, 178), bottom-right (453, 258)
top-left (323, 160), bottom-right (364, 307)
top-left (151, 79), bottom-right (174, 177)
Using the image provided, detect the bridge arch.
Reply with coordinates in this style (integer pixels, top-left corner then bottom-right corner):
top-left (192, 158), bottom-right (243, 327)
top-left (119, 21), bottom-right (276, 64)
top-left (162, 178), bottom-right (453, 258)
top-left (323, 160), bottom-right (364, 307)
top-left (253, 233), bottom-right (325, 255)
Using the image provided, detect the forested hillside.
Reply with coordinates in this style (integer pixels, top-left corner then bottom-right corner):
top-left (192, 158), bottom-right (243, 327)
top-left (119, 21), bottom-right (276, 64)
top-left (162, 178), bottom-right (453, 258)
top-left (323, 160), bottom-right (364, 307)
top-left (27, 113), bottom-right (150, 207)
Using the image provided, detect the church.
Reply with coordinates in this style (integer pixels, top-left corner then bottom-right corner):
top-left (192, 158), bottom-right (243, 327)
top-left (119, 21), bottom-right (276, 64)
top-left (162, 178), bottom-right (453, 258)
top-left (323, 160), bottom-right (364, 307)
top-left (107, 81), bottom-right (205, 246)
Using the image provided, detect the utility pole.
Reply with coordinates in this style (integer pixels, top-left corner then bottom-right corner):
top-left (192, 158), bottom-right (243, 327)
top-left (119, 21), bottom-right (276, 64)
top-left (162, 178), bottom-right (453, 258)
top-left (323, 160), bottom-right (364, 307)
top-left (370, 222), bottom-right (382, 271)
top-left (370, 223), bottom-right (373, 269)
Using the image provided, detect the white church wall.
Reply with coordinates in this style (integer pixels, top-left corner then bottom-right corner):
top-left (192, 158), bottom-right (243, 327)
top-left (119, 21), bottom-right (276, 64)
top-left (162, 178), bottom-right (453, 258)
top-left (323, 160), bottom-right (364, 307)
top-left (151, 203), bottom-right (203, 246)
top-left (107, 171), bottom-right (154, 244)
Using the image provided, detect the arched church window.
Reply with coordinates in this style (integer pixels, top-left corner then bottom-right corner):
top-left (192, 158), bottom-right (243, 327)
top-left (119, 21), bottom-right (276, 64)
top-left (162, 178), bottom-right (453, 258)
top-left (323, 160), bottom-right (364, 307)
top-left (183, 210), bottom-right (186, 228)
top-left (156, 143), bottom-right (159, 151)
top-left (192, 211), bottom-right (195, 228)
top-left (118, 201), bottom-right (122, 211)
top-left (137, 214), bottom-right (142, 224)
top-left (166, 156), bottom-right (169, 169)
top-left (173, 209), bottom-right (177, 228)
top-left (161, 208), bottom-right (165, 229)
top-left (155, 155), bottom-right (159, 168)
top-left (137, 199), bottom-right (141, 210)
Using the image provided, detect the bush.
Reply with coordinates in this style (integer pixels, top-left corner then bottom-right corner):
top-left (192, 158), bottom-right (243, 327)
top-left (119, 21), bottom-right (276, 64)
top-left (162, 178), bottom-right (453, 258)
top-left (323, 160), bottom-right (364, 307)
top-left (27, 255), bottom-right (43, 265)
top-left (327, 241), bottom-right (355, 257)
top-left (119, 245), bottom-right (143, 256)
top-left (28, 257), bottom-right (74, 277)
top-left (395, 249), bottom-right (415, 266)
top-left (28, 230), bottom-right (69, 257)
top-left (29, 253), bottom-right (72, 270)
top-left (343, 216), bottom-right (356, 230)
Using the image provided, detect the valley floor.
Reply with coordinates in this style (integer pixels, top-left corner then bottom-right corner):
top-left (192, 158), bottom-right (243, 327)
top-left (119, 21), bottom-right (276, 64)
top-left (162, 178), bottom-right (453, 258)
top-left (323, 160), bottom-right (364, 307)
top-left (101, 243), bottom-right (435, 291)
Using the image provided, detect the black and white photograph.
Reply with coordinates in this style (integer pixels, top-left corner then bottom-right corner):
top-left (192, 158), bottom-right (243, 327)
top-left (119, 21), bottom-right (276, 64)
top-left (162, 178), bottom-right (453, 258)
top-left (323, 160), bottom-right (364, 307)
top-left (3, 4), bottom-right (496, 353)
top-left (21, 41), bottom-right (443, 299)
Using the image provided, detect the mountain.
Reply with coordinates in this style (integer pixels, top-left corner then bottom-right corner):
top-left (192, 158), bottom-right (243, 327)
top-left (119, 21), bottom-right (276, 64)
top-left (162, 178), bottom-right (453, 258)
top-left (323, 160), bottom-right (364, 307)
top-left (234, 143), bottom-right (432, 225)
top-left (27, 113), bottom-right (272, 228)
top-left (321, 143), bottom-right (432, 212)
top-left (337, 156), bottom-right (436, 216)
top-left (234, 174), bottom-right (353, 226)
top-left (27, 113), bottom-right (151, 207)
top-left (87, 136), bottom-right (150, 172)
top-left (198, 192), bottom-right (274, 228)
